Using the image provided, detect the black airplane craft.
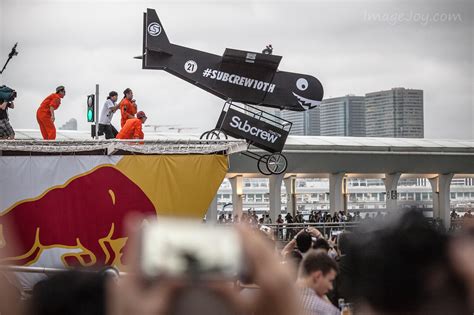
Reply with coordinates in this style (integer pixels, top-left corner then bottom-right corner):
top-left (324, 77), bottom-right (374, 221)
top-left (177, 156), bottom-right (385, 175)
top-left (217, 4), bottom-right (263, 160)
top-left (139, 9), bottom-right (323, 112)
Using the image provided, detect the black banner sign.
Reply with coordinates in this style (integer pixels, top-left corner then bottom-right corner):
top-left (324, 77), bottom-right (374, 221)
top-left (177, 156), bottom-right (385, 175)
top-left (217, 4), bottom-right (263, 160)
top-left (218, 108), bottom-right (288, 153)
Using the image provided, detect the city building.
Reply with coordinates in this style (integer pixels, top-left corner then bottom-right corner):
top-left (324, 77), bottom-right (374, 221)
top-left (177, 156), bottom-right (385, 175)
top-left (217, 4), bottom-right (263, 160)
top-left (277, 88), bottom-right (422, 138)
top-left (278, 108), bottom-right (320, 136)
top-left (320, 95), bottom-right (365, 136)
top-left (277, 110), bottom-right (306, 135)
top-left (365, 88), bottom-right (424, 138)
top-left (307, 106), bottom-right (321, 136)
top-left (59, 118), bottom-right (78, 130)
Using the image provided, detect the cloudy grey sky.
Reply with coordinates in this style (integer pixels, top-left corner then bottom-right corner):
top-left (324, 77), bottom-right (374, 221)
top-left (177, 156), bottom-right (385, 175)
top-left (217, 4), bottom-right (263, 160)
top-left (0, 0), bottom-right (472, 139)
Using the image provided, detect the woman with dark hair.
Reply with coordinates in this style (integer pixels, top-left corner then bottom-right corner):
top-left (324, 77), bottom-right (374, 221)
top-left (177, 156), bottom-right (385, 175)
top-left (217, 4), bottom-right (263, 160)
top-left (119, 88), bottom-right (137, 128)
top-left (98, 91), bottom-right (120, 139)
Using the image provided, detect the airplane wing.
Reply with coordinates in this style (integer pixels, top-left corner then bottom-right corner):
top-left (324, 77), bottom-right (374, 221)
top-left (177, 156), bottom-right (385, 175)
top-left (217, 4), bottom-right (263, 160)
top-left (139, 9), bottom-right (323, 112)
top-left (210, 48), bottom-right (282, 105)
top-left (221, 48), bottom-right (282, 70)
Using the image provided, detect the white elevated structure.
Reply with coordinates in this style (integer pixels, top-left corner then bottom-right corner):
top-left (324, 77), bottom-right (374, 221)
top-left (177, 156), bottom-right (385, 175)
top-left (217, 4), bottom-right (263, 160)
top-left (4, 130), bottom-right (474, 228)
top-left (226, 136), bottom-right (474, 229)
top-left (0, 131), bottom-right (247, 155)
top-left (0, 139), bottom-right (246, 155)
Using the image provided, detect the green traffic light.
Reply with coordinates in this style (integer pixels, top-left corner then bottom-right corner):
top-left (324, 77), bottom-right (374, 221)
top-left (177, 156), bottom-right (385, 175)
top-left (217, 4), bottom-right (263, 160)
top-left (87, 109), bottom-right (94, 122)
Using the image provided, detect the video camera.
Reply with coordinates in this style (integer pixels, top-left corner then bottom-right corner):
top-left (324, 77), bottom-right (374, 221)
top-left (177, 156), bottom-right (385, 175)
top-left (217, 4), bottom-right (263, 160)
top-left (0, 85), bottom-right (17, 102)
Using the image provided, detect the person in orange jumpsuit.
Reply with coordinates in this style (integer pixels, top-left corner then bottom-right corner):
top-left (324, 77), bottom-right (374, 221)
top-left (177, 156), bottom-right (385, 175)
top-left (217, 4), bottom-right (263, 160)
top-left (116, 111), bottom-right (147, 140)
top-left (119, 88), bottom-right (137, 128)
top-left (36, 86), bottom-right (66, 140)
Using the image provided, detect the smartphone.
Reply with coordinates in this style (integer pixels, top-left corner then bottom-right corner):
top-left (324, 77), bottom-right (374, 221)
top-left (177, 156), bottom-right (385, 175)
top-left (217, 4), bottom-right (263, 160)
top-left (140, 218), bottom-right (245, 280)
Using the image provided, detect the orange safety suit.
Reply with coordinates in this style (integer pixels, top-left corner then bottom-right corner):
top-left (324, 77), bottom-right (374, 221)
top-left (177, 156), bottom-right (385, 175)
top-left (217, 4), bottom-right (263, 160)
top-left (36, 93), bottom-right (61, 140)
top-left (119, 98), bottom-right (137, 127)
top-left (116, 118), bottom-right (144, 139)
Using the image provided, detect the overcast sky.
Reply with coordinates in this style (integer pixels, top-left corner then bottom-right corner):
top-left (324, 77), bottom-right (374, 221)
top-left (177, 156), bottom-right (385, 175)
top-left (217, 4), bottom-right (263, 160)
top-left (0, 0), bottom-right (472, 139)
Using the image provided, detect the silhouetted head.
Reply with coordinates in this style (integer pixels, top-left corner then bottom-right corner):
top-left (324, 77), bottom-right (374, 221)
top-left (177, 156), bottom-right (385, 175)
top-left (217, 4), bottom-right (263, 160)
top-left (123, 88), bottom-right (133, 100)
top-left (296, 232), bottom-right (312, 253)
top-left (137, 111), bottom-right (147, 123)
top-left (107, 91), bottom-right (118, 102)
top-left (56, 86), bottom-right (66, 98)
top-left (313, 238), bottom-right (330, 253)
top-left (347, 210), bottom-right (469, 314)
top-left (28, 270), bottom-right (107, 315)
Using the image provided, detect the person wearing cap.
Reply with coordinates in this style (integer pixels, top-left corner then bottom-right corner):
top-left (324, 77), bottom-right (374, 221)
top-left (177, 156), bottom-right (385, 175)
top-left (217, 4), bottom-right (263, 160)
top-left (119, 88), bottom-right (137, 128)
top-left (36, 86), bottom-right (66, 140)
top-left (98, 91), bottom-right (120, 139)
top-left (0, 88), bottom-right (16, 140)
top-left (116, 111), bottom-right (147, 140)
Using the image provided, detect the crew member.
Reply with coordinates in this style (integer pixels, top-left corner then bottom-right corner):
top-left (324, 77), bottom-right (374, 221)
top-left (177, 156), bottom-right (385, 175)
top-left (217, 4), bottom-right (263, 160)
top-left (98, 91), bottom-right (120, 139)
top-left (0, 89), bottom-right (16, 140)
top-left (116, 111), bottom-right (147, 140)
top-left (119, 88), bottom-right (137, 127)
top-left (36, 86), bottom-right (65, 140)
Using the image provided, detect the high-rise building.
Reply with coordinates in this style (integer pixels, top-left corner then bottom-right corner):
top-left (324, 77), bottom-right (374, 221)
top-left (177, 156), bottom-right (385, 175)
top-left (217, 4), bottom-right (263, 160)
top-left (59, 118), bottom-right (78, 131)
top-left (365, 88), bottom-right (423, 138)
top-left (307, 106), bottom-right (321, 136)
top-left (278, 107), bottom-right (320, 136)
top-left (320, 95), bottom-right (365, 136)
top-left (278, 110), bottom-right (306, 135)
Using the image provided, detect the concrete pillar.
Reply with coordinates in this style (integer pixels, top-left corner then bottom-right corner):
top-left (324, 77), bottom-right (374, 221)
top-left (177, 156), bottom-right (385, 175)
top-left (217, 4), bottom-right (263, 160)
top-left (428, 177), bottom-right (440, 218)
top-left (269, 174), bottom-right (285, 222)
top-left (229, 176), bottom-right (243, 218)
top-left (283, 176), bottom-right (296, 216)
top-left (329, 173), bottom-right (345, 214)
top-left (206, 194), bottom-right (218, 223)
top-left (383, 173), bottom-right (401, 211)
top-left (429, 174), bottom-right (454, 229)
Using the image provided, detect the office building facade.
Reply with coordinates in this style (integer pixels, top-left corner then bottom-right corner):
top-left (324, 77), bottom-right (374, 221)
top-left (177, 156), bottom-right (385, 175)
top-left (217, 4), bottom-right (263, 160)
top-left (365, 88), bottom-right (424, 138)
top-left (320, 95), bottom-right (365, 136)
top-left (278, 107), bottom-right (320, 136)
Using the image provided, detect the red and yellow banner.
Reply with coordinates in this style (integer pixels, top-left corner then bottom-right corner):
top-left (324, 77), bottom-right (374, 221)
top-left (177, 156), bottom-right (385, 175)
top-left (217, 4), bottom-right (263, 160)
top-left (0, 155), bottom-right (227, 279)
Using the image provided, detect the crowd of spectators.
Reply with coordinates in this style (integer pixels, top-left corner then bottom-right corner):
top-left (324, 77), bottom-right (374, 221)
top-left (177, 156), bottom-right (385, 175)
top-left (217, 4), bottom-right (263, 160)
top-left (1, 209), bottom-right (473, 315)
top-left (218, 209), bottom-right (386, 225)
top-left (451, 209), bottom-right (473, 221)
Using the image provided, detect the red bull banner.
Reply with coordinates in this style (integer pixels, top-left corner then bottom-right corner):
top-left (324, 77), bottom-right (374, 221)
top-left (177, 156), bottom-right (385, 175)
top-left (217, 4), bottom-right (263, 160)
top-left (0, 155), bottom-right (227, 288)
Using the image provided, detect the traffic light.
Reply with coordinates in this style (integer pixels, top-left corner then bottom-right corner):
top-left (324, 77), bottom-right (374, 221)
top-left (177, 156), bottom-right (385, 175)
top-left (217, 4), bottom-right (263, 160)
top-left (87, 94), bottom-right (95, 122)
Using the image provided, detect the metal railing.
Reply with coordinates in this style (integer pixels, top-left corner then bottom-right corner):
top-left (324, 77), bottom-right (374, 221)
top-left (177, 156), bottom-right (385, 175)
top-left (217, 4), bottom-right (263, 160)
top-left (0, 265), bottom-right (127, 277)
top-left (260, 218), bottom-right (466, 241)
top-left (0, 139), bottom-right (248, 155)
top-left (262, 222), bottom-right (360, 241)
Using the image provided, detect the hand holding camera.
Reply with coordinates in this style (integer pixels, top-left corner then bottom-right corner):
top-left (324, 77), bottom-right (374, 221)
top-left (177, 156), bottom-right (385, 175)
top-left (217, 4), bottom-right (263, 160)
top-left (110, 216), bottom-right (300, 315)
top-left (306, 227), bottom-right (322, 238)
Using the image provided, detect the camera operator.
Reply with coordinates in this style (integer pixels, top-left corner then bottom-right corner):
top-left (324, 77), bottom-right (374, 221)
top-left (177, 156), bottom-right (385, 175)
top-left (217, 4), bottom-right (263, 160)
top-left (0, 92), bottom-right (16, 139)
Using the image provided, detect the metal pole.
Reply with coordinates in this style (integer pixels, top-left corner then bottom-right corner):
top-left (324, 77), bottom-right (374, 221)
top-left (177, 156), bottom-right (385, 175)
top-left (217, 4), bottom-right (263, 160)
top-left (0, 43), bottom-right (18, 75)
top-left (0, 265), bottom-right (129, 277)
top-left (95, 84), bottom-right (99, 139)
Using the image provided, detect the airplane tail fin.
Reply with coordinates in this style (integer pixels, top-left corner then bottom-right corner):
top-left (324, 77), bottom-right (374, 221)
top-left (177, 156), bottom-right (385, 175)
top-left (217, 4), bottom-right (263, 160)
top-left (144, 8), bottom-right (172, 54)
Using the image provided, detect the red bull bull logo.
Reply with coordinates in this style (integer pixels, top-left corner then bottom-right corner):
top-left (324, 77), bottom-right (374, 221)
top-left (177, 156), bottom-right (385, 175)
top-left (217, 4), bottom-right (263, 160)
top-left (0, 166), bottom-right (157, 267)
